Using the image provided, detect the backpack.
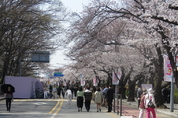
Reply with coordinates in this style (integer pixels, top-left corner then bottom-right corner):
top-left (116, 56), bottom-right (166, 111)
top-left (147, 94), bottom-right (155, 108)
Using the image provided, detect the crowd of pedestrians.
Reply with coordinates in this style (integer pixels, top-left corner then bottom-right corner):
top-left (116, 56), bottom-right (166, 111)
top-left (75, 85), bottom-right (114, 113)
top-left (39, 83), bottom-right (161, 117)
top-left (40, 84), bottom-right (116, 113)
top-left (2, 81), bottom-right (172, 117)
top-left (2, 83), bottom-right (115, 113)
top-left (33, 83), bottom-right (167, 118)
top-left (42, 85), bottom-right (67, 99)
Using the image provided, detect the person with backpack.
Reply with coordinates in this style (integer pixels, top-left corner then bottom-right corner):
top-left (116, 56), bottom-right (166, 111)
top-left (144, 88), bottom-right (157, 118)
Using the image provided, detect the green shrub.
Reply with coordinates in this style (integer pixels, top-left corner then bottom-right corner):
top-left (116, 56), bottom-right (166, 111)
top-left (174, 88), bottom-right (178, 103)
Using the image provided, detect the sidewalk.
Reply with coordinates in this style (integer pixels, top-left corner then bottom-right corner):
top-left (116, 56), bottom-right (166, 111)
top-left (121, 99), bottom-right (178, 118)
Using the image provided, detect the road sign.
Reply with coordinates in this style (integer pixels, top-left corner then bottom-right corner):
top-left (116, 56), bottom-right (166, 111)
top-left (31, 51), bottom-right (50, 63)
top-left (49, 76), bottom-right (56, 79)
top-left (54, 72), bottom-right (64, 77)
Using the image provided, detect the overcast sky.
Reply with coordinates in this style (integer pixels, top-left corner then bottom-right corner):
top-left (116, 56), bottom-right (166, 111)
top-left (61, 0), bottom-right (90, 12)
top-left (50, 0), bottom-right (90, 68)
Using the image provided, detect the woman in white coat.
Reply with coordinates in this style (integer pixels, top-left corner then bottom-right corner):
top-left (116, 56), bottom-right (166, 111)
top-left (66, 87), bottom-right (72, 105)
top-left (144, 88), bottom-right (157, 118)
top-left (94, 87), bottom-right (102, 112)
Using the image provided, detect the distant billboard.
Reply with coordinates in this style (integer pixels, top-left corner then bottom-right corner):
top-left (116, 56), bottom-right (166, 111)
top-left (31, 51), bottom-right (50, 63)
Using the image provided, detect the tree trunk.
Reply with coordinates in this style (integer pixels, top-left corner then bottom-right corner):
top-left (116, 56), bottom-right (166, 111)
top-left (153, 45), bottom-right (165, 107)
top-left (154, 60), bottom-right (165, 107)
top-left (127, 80), bottom-right (136, 101)
top-left (0, 57), bottom-right (10, 84)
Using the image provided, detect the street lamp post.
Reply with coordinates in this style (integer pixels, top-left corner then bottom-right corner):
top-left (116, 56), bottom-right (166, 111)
top-left (170, 46), bottom-right (178, 112)
top-left (170, 72), bottom-right (174, 112)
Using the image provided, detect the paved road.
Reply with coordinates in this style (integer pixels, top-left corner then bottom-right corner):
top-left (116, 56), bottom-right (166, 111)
top-left (0, 99), bottom-right (59, 118)
top-left (1, 98), bottom-right (176, 118)
top-left (0, 99), bottom-right (119, 118)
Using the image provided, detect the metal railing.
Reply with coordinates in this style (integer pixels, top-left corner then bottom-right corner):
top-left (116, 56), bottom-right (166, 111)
top-left (113, 94), bottom-right (122, 116)
top-left (117, 94), bottom-right (122, 116)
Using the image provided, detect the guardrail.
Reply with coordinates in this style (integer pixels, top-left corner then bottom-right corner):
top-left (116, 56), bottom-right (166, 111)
top-left (113, 94), bottom-right (122, 116)
top-left (117, 94), bottom-right (122, 116)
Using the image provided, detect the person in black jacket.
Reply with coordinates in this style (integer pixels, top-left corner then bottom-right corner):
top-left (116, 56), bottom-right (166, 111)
top-left (137, 87), bottom-right (143, 108)
top-left (162, 87), bottom-right (170, 103)
top-left (57, 86), bottom-right (62, 99)
top-left (4, 87), bottom-right (13, 112)
top-left (84, 87), bottom-right (92, 112)
top-left (105, 85), bottom-right (114, 112)
top-left (49, 85), bottom-right (53, 98)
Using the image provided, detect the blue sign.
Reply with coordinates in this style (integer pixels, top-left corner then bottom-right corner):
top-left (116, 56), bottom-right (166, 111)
top-left (54, 72), bottom-right (64, 77)
top-left (49, 76), bottom-right (56, 79)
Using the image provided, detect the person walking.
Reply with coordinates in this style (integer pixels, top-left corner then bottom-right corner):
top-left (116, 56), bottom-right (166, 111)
top-left (77, 86), bottom-right (84, 112)
top-left (74, 86), bottom-right (78, 99)
top-left (84, 86), bottom-right (92, 112)
top-left (52, 85), bottom-right (57, 99)
top-left (70, 86), bottom-right (74, 99)
top-left (49, 85), bottom-right (53, 98)
top-left (102, 86), bottom-right (108, 107)
top-left (66, 87), bottom-right (72, 105)
top-left (144, 88), bottom-right (157, 118)
top-left (57, 86), bottom-right (62, 99)
top-left (92, 87), bottom-right (96, 101)
top-left (62, 86), bottom-right (65, 99)
top-left (4, 87), bottom-right (13, 112)
top-left (138, 89), bottom-right (147, 118)
top-left (43, 87), bottom-right (49, 99)
top-left (105, 85), bottom-right (114, 112)
top-left (137, 87), bottom-right (143, 108)
top-left (94, 87), bottom-right (103, 112)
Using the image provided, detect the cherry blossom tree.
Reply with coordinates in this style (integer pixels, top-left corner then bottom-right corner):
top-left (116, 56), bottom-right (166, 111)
top-left (0, 0), bottom-right (67, 84)
top-left (64, 0), bottom-right (178, 106)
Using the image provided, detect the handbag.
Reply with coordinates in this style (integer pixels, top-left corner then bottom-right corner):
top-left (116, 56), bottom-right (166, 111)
top-left (148, 99), bottom-right (155, 108)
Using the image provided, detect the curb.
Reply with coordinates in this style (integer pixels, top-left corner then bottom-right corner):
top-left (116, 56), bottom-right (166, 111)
top-left (156, 109), bottom-right (178, 118)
